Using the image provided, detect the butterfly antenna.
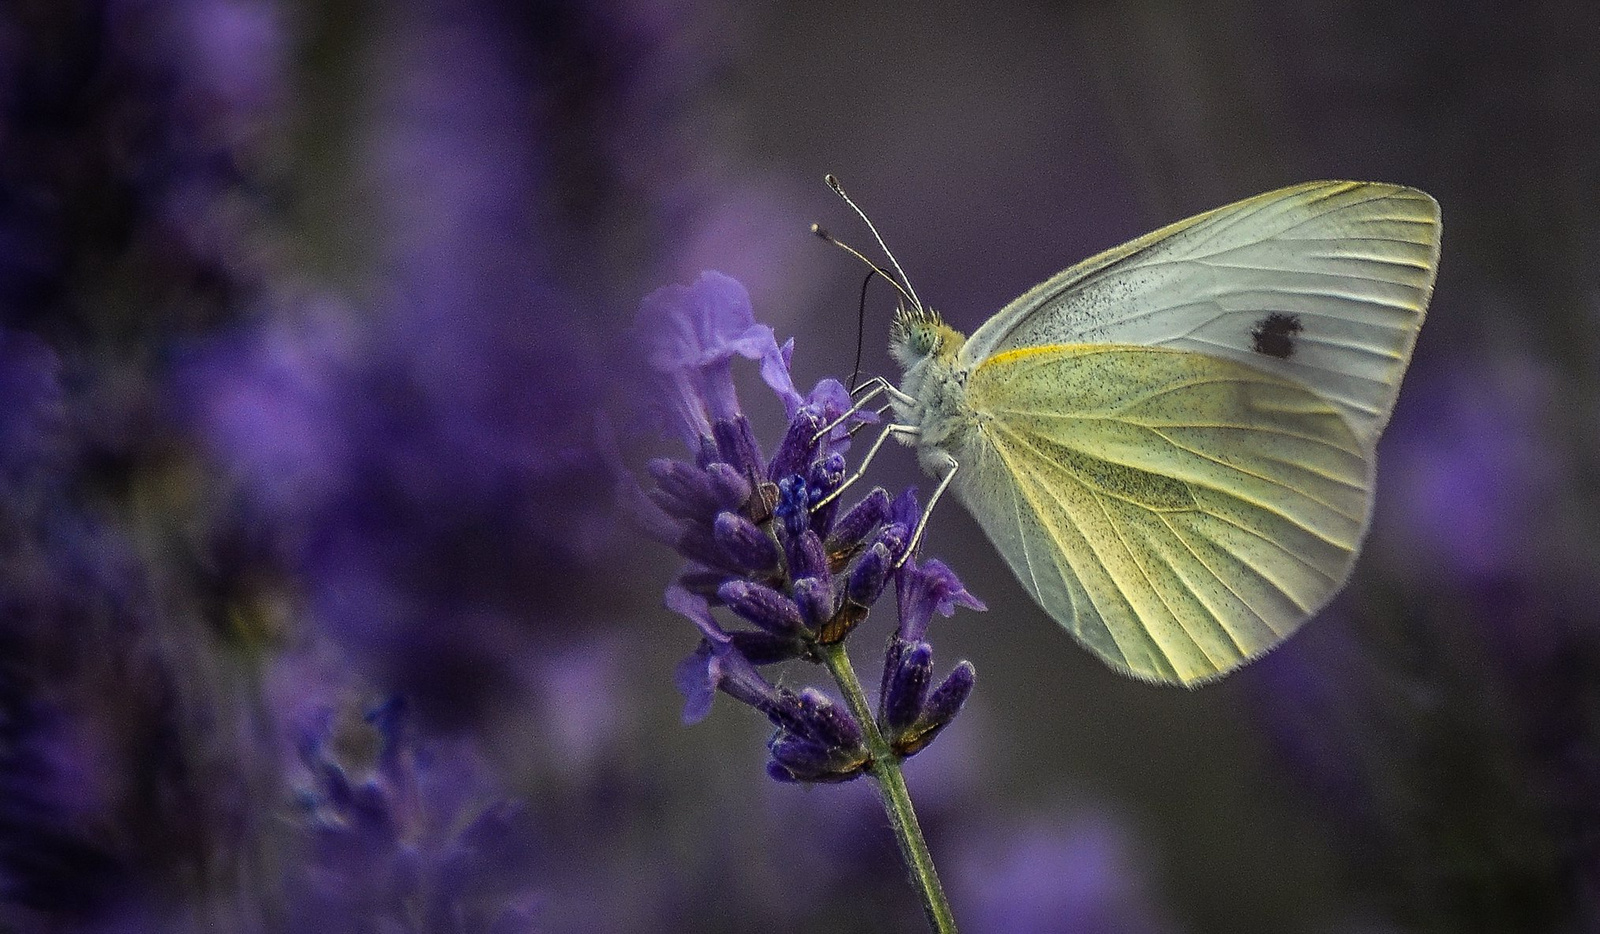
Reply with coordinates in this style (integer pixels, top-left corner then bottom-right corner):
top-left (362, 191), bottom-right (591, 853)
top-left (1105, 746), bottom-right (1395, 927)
top-left (824, 174), bottom-right (923, 312)
top-left (811, 223), bottom-right (917, 309)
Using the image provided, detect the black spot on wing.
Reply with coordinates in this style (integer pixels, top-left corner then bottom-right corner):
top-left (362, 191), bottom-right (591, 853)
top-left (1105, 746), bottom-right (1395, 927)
top-left (1251, 312), bottom-right (1303, 359)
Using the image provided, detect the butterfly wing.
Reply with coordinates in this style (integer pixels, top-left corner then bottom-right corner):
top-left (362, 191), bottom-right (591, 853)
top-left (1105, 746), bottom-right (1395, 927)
top-left (958, 181), bottom-right (1441, 447)
top-left (951, 343), bottom-right (1372, 684)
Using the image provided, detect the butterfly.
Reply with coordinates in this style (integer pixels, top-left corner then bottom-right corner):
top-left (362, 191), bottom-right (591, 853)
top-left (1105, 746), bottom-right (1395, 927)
top-left (825, 179), bottom-right (1441, 686)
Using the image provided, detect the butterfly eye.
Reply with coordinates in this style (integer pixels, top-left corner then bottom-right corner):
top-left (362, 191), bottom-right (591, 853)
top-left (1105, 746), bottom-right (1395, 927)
top-left (890, 308), bottom-right (946, 364)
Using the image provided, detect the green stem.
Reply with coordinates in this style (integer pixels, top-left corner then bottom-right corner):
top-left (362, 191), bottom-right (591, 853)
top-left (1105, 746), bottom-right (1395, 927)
top-left (819, 641), bottom-right (959, 934)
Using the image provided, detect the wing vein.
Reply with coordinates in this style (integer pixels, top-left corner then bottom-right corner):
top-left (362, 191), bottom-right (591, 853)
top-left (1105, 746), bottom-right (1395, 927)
top-left (1206, 509), bottom-right (1342, 595)
top-left (1139, 514), bottom-right (1245, 661)
top-left (1080, 482), bottom-right (1215, 669)
top-left (983, 427), bottom-right (1132, 668)
top-left (1153, 511), bottom-right (1269, 645)
top-left (1148, 426), bottom-right (1362, 521)
top-left (1158, 511), bottom-right (1280, 633)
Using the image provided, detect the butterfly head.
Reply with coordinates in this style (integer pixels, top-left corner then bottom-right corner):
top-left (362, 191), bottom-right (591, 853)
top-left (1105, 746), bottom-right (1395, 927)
top-left (890, 306), bottom-right (965, 369)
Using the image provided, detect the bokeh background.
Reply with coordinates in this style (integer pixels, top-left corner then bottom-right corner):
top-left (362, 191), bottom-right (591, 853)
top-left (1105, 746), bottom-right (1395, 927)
top-left (2, 1), bottom-right (1598, 932)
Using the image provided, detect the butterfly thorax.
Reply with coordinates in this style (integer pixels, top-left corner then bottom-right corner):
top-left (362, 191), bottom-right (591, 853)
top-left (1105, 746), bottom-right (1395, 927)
top-left (889, 307), bottom-right (977, 466)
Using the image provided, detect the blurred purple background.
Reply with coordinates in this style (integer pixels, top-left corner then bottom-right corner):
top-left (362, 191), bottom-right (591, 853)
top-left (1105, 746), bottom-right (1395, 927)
top-left (2, 1), bottom-right (1598, 932)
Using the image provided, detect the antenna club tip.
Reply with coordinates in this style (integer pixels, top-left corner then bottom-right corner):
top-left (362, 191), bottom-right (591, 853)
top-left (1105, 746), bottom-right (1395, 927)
top-left (810, 223), bottom-right (830, 239)
top-left (824, 173), bottom-right (843, 192)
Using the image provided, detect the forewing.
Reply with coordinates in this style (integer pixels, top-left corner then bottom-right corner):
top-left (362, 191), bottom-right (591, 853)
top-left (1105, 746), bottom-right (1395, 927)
top-left (959, 181), bottom-right (1440, 446)
top-left (954, 344), bottom-right (1373, 685)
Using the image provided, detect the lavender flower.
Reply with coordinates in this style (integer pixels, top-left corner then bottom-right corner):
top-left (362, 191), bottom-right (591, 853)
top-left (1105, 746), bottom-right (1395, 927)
top-left (0, 341), bottom-right (257, 929)
top-left (632, 271), bottom-right (982, 784)
top-left (878, 556), bottom-right (982, 758)
top-left (285, 696), bottom-right (541, 934)
top-left (0, 5), bottom-right (295, 930)
top-left (180, 0), bottom-right (787, 734)
top-left (179, 5), bottom-right (613, 729)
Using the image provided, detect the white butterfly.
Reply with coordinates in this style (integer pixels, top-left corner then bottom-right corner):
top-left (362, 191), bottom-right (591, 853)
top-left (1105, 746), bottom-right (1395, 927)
top-left (828, 180), bottom-right (1441, 685)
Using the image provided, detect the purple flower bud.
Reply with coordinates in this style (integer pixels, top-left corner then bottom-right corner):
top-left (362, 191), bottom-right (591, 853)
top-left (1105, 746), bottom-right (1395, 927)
top-left (675, 524), bottom-right (737, 573)
top-left (846, 542), bottom-right (893, 608)
top-left (766, 760), bottom-right (803, 784)
top-left (768, 736), bottom-right (838, 775)
top-left (775, 474), bottom-right (810, 538)
top-left (763, 689), bottom-right (810, 736)
top-left (807, 452), bottom-right (846, 494)
top-left (647, 457), bottom-right (720, 519)
top-left (882, 642), bottom-right (934, 734)
top-left (826, 487), bottom-right (890, 554)
top-left (646, 485), bottom-right (692, 523)
top-left (794, 687), bottom-right (864, 750)
top-left (718, 580), bottom-right (803, 635)
top-left (693, 434), bottom-right (720, 470)
top-left (713, 512), bottom-right (778, 573)
top-left (878, 635), bottom-right (909, 706)
top-left (894, 661), bottom-right (977, 757)
top-left (713, 415), bottom-right (764, 485)
top-left (793, 576), bottom-right (837, 632)
top-left (705, 461), bottom-right (753, 511)
top-left (874, 522), bottom-right (910, 565)
top-left (787, 528), bottom-right (829, 582)
top-left (767, 735), bottom-right (869, 783)
top-left (768, 404), bottom-right (825, 482)
top-left (889, 487), bottom-right (921, 530)
top-left (807, 453), bottom-right (846, 536)
top-left (925, 661), bottom-right (976, 723)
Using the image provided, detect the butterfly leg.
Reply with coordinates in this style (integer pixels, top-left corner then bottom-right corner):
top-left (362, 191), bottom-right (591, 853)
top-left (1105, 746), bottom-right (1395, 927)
top-left (812, 376), bottom-right (919, 444)
top-left (898, 454), bottom-right (958, 567)
top-left (811, 421), bottom-right (921, 510)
